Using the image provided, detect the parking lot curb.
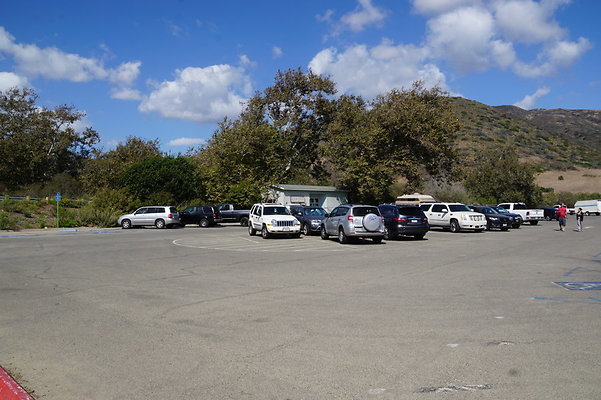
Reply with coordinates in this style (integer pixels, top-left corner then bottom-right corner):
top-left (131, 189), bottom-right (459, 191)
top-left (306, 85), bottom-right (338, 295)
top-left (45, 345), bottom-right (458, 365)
top-left (0, 366), bottom-right (35, 400)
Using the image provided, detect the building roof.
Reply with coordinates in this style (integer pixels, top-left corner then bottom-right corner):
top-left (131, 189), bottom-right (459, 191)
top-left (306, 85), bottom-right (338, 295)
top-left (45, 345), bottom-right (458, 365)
top-left (270, 184), bottom-right (349, 193)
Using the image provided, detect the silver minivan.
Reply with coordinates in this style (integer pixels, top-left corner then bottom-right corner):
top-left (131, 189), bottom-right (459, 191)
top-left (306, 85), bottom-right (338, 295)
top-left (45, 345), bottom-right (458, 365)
top-left (320, 204), bottom-right (385, 244)
top-left (118, 206), bottom-right (180, 229)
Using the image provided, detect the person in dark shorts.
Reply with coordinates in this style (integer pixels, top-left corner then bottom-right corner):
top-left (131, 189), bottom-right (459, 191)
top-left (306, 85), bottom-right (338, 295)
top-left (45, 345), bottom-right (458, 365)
top-left (576, 207), bottom-right (584, 232)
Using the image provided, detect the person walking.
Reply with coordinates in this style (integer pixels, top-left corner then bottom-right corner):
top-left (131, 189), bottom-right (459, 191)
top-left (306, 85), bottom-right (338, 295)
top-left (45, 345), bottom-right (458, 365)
top-left (556, 204), bottom-right (568, 231)
top-left (576, 207), bottom-right (584, 232)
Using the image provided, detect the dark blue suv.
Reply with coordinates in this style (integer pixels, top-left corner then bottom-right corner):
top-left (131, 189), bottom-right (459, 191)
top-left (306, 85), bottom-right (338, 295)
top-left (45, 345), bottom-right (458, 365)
top-left (377, 204), bottom-right (429, 240)
top-left (289, 205), bottom-right (328, 235)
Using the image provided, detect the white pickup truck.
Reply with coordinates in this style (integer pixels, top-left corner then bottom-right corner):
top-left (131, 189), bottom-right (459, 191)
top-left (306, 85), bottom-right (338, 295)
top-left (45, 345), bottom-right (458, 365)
top-left (497, 202), bottom-right (545, 225)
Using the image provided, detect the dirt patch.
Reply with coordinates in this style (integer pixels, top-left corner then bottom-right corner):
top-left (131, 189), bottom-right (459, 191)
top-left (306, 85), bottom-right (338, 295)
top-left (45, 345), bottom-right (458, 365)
top-left (536, 169), bottom-right (601, 193)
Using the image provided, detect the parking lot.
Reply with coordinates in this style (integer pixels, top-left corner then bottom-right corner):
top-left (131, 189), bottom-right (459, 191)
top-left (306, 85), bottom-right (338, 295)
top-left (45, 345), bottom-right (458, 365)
top-left (1, 219), bottom-right (600, 399)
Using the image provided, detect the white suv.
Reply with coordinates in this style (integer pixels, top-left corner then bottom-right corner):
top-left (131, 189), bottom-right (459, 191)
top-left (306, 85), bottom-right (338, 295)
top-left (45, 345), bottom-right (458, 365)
top-left (420, 203), bottom-right (486, 233)
top-left (248, 203), bottom-right (301, 239)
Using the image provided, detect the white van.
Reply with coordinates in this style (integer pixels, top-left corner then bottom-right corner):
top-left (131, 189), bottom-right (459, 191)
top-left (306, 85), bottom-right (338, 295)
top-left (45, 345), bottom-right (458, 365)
top-left (574, 200), bottom-right (601, 216)
top-left (395, 193), bottom-right (436, 205)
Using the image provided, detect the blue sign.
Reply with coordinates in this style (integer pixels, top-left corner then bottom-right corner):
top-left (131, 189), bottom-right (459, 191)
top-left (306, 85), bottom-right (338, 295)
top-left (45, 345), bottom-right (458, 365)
top-left (55, 192), bottom-right (61, 202)
top-left (553, 282), bottom-right (601, 291)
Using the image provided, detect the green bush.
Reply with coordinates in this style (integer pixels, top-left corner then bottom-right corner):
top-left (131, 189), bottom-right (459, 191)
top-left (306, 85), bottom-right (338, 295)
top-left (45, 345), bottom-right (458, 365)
top-left (0, 212), bottom-right (16, 230)
top-left (77, 205), bottom-right (122, 228)
top-left (38, 216), bottom-right (47, 229)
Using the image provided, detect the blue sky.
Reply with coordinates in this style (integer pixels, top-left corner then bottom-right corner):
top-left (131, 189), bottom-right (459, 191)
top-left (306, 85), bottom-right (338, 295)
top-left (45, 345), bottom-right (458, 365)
top-left (1, 0), bottom-right (599, 152)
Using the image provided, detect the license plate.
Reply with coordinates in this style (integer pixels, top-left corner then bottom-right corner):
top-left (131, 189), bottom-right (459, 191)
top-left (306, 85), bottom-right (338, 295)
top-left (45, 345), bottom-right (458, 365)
top-left (283, 227), bottom-right (290, 232)
top-left (410, 219), bottom-right (419, 224)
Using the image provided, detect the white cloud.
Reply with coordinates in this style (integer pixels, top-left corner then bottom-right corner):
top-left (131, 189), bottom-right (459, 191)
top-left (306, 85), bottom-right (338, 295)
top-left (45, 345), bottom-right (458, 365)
top-left (316, 9), bottom-right (335, 22)
top-left (0, 26), bottom-right (141, 96)
top-left (412, 0), bottom-right (479, 15)
top-left (513, 37), bottom-right (592, 77)
top-left (514, 86), bottom-right (550, 109)
top-left (309, 40), bottom-right (448, 98)
top-left (0, 71), bottom-right (30, 91)
top-left (139, 65), bottom-right (252, 123)
top-left (167, 137), bottom-right (207, 147)
top-left (493, 0), bottom-right (568, 44)
top-left (340, 0), bottom-right (388, 32)
top-left (110, 87), bottom-right (142, 101)
top-left (272, 46), bottom-right (283, 59)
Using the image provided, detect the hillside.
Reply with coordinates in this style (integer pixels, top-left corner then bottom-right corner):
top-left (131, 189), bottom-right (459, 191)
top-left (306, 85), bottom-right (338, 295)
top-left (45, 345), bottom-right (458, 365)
top-left (450, 97), bottom-right (601, 169)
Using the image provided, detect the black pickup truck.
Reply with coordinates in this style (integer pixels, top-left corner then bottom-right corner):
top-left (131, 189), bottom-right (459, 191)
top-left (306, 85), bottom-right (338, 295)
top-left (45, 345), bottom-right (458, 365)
top-left (216, 204), bottom-right (250, 226)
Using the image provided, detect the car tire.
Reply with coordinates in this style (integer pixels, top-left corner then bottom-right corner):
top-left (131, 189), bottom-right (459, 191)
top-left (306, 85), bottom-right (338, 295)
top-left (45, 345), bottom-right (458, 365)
top-left (501, 227), bottom-right (509, 231)
top-left (239, 217), bottom-right (249, 226)
top-left (121, 219), bottom-right (131, 229)
top-left (585, 211), bottom-right (590, 216)
top-left (474, 228), bottom-right (484, 233)
top-left (320, 225), bottom-right (329, 240)
top-left (292, 233), bottom-right (301, 238)
top-left (199, 218), bottom-right (210, 228)
top-left (261, 225), bottom-right (270, 239)
top-left (248, 222), bottom-right (256, 236)
top-left (414, 234), bottom-right (425, 240)
top-left (362, 213), bottom-right (381, 232)
top-left (544, 215), bottom-right (552, 221)
top-left (301, 223), bottom-right (310, 235)
top-left (155, 219), bottom-right (165, 229)
top-left (338, 228), bottom-right (349, 244)
top-left (529, 221), bottom-right (539, 225)
top-left (372, 237), bottom-right (383, 244)
top-left (450, 219), bottom-right (461, 233)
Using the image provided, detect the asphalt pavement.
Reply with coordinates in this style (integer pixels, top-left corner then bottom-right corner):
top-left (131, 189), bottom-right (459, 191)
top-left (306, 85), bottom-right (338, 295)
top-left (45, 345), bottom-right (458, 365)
top-left (1, 218), bottom-right (600, 399)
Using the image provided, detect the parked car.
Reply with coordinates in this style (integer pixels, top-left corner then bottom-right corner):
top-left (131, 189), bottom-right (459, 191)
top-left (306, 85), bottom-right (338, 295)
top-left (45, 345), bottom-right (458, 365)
top-left (378, 204), bottom-right (429, 240)
top-left (497, 202), bottom-right (544, 225)
top-left (180, 205), bottom-right (222, 227)
top-left (573, 200), bottom-right (601, 216)
top-left (490, 206), bottom-right (523, 228)
top-left (420, 203), bottom-right (486, 233)
top-left (289, 205), bottom-right (328, 235)
top-left (320, 204), bottom-right (385, 244)
top-left (217, 204), bottom-right (250, 226)
top-left (118, 206), bottom-right (180, 229)
top-left (543, 207), bottom-right (559, 221)
top-left (248, 203), bottom-right (301, 239)
top-left (469, 205), bottom-right (511, 231)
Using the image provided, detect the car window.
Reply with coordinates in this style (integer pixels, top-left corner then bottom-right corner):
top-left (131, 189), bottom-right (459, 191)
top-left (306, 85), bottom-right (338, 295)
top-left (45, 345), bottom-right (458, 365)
top-left (432, 205), bottom-right (447, 213)
top-left (134, 208), bottom-right (148, 215)
top-left (449, 204), bottom-right (471, 212)
top-left (352, 206), bottom-right (379, 216)
top-left (304, 207), bottom-right (326, 216)
top-left (202, 206), bottom-right (212, 213)
top-left (513, 203), bottom-right (528, 210)
top-left (169, 207), bottom-right (178, 214)
top-left (499, 204), bottom-right (509, 209)
top-left (264, 206), bottom-right (291, 215)
top-left (420, 204), bottom-right (432, 212)
top-left (396, 206), bottom-right (423, 217)
top-left (330, 207), bottom-right (340, 217)
top-left (378, 206), bottom-right (395, 216)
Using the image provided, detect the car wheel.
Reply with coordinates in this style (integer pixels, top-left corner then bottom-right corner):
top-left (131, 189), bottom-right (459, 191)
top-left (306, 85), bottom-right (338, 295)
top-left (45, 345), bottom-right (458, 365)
top-left (414, 234), bottom-right (425, 240)
top-left (240, 217), bottom-right (249, 226)
top-left (199, 218), bottom-right (210, 228)
top-left (121, 219), bottom-right (131, 229)
top-left (501, 227), bottom-right (509, 231)
top-left (474, 228), bottom-right (484, 233)
top-left (155, 219), bottom-right (165, 229)
top-left (291, 233), bottom-right (301, 238)
top-left (450, 219), bottom-right (460, 233)
top-left (383, 227), bottom-right (391, 240)
top-left (261, 225), bottom-right (270, 239)
top-left (320, 225), bottom-right (329, 240)
top-left (372, 237), bottom-right (383, 244)
top-left (338, 228), bottom-right (349, 244)
top-left (529, 220), bottom-right (539, 225)
top-left (248, 222), bottom-right (256, 236)
top-left (544, 215), bottom-right (551, 221)
top-left (301, 223), bottom-right (310, 235)
top-left (585, 211), bottom-right (590, 216)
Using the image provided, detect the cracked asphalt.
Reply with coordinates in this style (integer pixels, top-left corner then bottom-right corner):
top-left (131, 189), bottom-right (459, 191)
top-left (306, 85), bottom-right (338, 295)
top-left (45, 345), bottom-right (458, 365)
top-left (1, 220), bottom-right (600, 399)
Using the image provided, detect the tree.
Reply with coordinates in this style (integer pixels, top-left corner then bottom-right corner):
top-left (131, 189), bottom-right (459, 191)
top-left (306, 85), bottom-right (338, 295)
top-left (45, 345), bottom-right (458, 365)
top-left (324, 82), bottom-right (460, 204)
top-left (0, 87), bottom-right (99, 191)
top-left (464, 146), bottom-right (543, 205)
top-left (117, 156), bottom-right (203, 204)
top-left (80, 136), bottom-right (162, 194)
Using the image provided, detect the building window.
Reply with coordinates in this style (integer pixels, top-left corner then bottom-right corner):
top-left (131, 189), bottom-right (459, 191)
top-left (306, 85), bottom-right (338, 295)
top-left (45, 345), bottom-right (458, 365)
top-left (310, 197), bottom-right (319, 207)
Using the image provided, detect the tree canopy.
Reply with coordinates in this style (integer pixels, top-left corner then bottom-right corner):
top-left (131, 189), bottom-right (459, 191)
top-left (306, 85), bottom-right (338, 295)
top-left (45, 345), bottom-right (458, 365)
top-left (0, 87), bottom-right (99, 191)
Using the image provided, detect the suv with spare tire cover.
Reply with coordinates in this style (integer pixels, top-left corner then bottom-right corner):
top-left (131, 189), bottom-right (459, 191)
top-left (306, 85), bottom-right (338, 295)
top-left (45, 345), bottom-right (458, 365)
top-left (320, 204), bottom-right (385, 244)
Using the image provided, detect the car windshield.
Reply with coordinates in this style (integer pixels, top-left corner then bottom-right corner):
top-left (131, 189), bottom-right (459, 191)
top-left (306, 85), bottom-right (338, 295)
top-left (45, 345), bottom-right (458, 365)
top-left (396, 206), bottom-right (423, 217)
top-left (494, 206), bottom-right (509, 214)
top-left (481, 207), bottom-right (497, 214)
top-left (449, 204), bottom-right (472, 212)
top-left (513, 203), bottom-right (528, 210)
top-left (352, 207), bottom-right (379, 216)
top-left (264, 206), bottom-right (290, 215)
top-left (304, 207), bottom-right (326, 216)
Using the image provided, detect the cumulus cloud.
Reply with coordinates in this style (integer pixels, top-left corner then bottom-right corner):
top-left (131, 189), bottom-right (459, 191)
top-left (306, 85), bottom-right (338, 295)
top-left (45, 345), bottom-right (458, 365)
top-left (167, 137), bottom-right (207, 147)
top-left (0, 71), bottom-right (30, 91)
top-left (272, 46), bottom-right (283, 59)
top-left (139, 65), bottom-right (252, 124)
top-left (413, 0), bottom-right (479, 15)
top-left (340, 0), bottom-right (388, 32)
top-left (111, 87), bottom-right (142, 101)
top-left (309, 40), bottom-right (448, 98)
top-left (493, 0), bottom-right (568, 44)
top-left (514, 86), bottom-right (550, 109)
top-left (0, 26), bottom-right (141, 95)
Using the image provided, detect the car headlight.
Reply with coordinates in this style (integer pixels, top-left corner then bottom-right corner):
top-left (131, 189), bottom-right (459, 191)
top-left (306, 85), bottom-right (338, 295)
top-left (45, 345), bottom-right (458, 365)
top-left (490, 217), bottom-right (499, 220)
top-left (271, 219), bottom-right (277, 226)
top-left (293, 219), bottom-right (300, 225)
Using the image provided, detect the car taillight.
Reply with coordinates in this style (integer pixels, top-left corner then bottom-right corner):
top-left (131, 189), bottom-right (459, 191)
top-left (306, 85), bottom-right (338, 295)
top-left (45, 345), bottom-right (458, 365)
top-left (423, 217), bottom-right (428, 222)
top-left (393, 217), bottom-right (407, 222)
top-left (168, 214), bottom-right (173, 218)
top-left (347, 215), bottom-right (354, 221)
top-left (212, 213), bottom-right (218, 218)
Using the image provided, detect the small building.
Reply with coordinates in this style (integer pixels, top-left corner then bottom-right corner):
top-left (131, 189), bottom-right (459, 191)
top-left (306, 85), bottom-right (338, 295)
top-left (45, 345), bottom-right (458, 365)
top-left (395, 192), bottom-right (437, 205)
top-left (267, 184), bottom-right (349, 211)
